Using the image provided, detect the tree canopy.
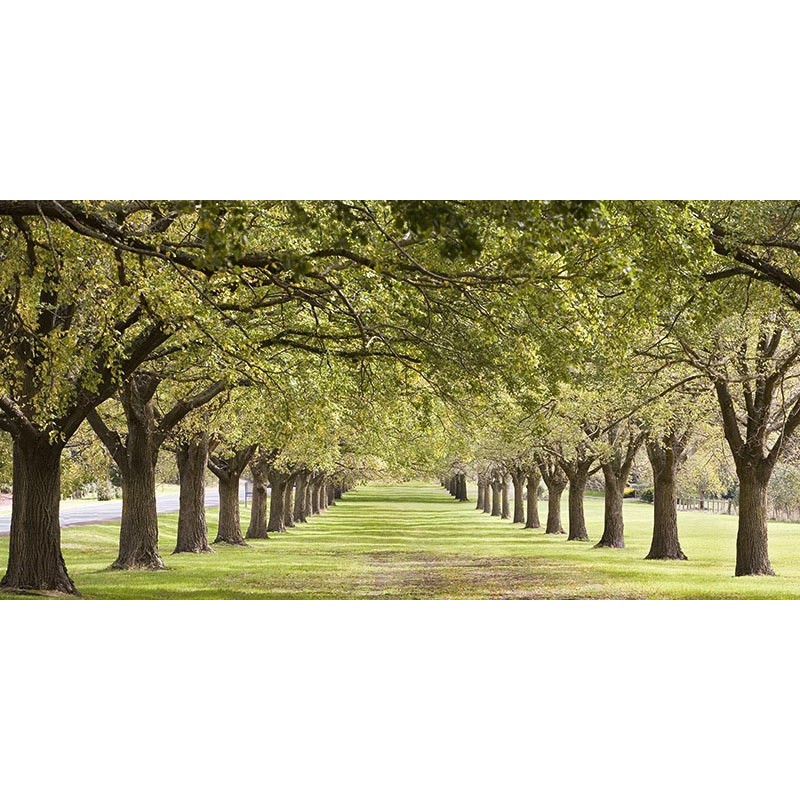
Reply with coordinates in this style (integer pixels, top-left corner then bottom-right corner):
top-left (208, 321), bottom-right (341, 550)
top-left (4, 199), bottom-right (800, 593)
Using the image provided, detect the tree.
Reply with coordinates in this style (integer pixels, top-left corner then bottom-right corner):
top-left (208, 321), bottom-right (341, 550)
top-left (634, 367), bottom-right (713, 561)
top-left (174, 429), bottom-right (214, 554)
top-left (537, 455), bottom-right (567, 535)
top-left (87, 372), bottom-right (228, 568)
top-left (0, 200), bottom-right (341, 591)
top-left (644, 429), bottom-right (691, 560)
top-left (537, 389), bottom-right (604, 543)
top-left (209, 443), bottom-right (257, 546)
top-left (593, 421), bottom-right (645, 549)
top-left (559, 437), bottom-right (602, 542)
top-left (680, 302), bottom-right (800, 574)
top-left (246, 447), bottom-right (274, 540)
top-left (0, 198), bottom-right (714, 592)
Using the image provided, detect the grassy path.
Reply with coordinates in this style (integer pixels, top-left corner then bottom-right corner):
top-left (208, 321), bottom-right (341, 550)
top-left (3, 481), bottom-right (800, 598)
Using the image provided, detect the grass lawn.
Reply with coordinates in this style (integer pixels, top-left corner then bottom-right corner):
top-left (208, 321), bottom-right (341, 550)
top-left (2, 481), bottom-right (800, 599)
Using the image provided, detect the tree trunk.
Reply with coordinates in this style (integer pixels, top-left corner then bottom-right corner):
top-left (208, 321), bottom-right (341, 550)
top-left (567, 469), bottom-right (589, 542)
top-left (545, 482), bottom-right (565, 533)
top-left (327, 482), bottom-right (336, 506)
top-left (304, 481), bottom-right (313, 517)
top-left (476, 477), bottom-right (486, 511)
top-left (512, 474), bottom-right (525, 524)
top-left (91, 372), bottom-right (229, 564)
top-left (311, 480), bottom-right (322, 515)
top-left (1, 434), bottom-right (76, 594)
top-left (246, 456), bottom-right (270, 540)
top-left (482, 481), bottom-right (492, 514)
top-left (215, 475), bottom-right (246, 545)
top-left (208, 446), bottom-right (254, 545)
top-left (111, 378), bottom-right (165, 569)
top-left (595, 465), bottom-right (625, 548)
top-left (490, 481), bottom-right (502, 517)
top-left (735, 465), bottom-right (774, 576)
top-left (175, 434), bottom-right (213, 553)
top-left (645, 439), bottom-right (686, 560)
top-left (283, 480), bottom-right (296, 528)
top-left (525, 469), bottom-right (540, 529)
top-left (267, 476), bottom-right (286, 533)
top-left (294, 473), bottom-right (308, 523)
top-left (539, 461), bottom-right (567, 534)
top-left (115, 459), bottom-right (164, 568)
top-left (500, 477), bottom-right (510, 519)
top-left (319, 479), bottom-right (328, 511)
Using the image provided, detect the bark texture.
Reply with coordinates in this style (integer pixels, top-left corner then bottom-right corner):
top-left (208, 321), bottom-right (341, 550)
top-left (546, 485), bottom-right (565, 533)
top-left (311, 478), bottom-right (322, 515)
top-left (511, 472), bottom-right (525, 524)
top-left (283, 479), bottom-right (296, 528)
top-left (174, 432), bottom-right (213, 553)
top-left (0, 434), bottom-right (76, 594)
top-left (209, 445), bottom-right (255, 545)
top-left (566, 470), bottom-right (589, 541)
top-left (556, 434), bottom-right (601, 542)
top-left (246, 451), bottom-right (270, 540)
top-left (294, 472), bottom-right (309, 523)
top-left (490, 479), bottom-right (502, 517)
top-left (596, 465), bottom-right (626, 548)
top-left (107, 373), bottom-right (164, 569)
top-left (539, 459), bottom-right (567, 534)
top-left (595, 428), bottom-right (643, 549)
top-left (217, 475), bottom-right (245, 544)
top-left (735, 467), bottom-right (773, 576)
top-left (645, 432), bottom-right (688, 560)
top-left (713, 377), bottom-right (785, 576)
top-left (267, 470), bottom-right (288, 533)
top-left (500, 476), bottom-right (510, 520)
top-left (560, 452), bottom-right (598, 542)
top-left (88, 372), bottom-right (227, 568)
top-left (525, 468), bottom-right (541, 529)
top-left (476, 476), bottom-right (486, 511)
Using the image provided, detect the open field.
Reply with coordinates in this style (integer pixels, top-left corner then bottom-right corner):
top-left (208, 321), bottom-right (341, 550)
top-left (2, 481), bottom-right (800, 599)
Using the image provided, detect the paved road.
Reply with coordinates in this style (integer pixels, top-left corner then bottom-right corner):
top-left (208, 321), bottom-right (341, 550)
top-left (0, 482), bottom-right (247, 536)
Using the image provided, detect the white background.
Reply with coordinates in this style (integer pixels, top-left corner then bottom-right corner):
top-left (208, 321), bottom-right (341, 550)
top-left (3, 2), bottom-right (799, 798)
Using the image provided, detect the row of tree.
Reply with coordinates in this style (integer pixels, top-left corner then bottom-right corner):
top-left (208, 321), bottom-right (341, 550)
top-left (4, 200), bottom-right (800, 591)
top-left (435, 202), bottom-right (800, 577)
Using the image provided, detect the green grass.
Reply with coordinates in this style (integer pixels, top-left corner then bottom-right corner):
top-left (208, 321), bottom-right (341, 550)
top-left (3, 481), bottom-right (800, 599)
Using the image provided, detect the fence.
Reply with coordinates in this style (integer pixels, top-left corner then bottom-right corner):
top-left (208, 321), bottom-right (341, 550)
top-left (676, 497), bottom-right (737, 515)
